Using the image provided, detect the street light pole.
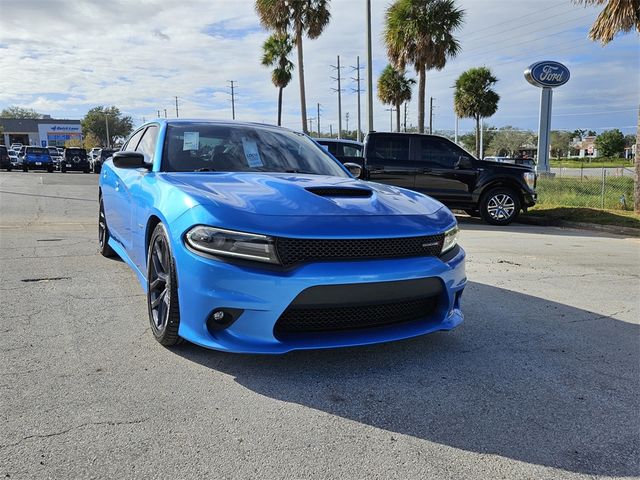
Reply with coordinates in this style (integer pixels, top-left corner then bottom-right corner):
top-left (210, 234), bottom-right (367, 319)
top-left (366, 0), bottom-right (374, 133)
top-left (104, 114), bottom-right (110, 148)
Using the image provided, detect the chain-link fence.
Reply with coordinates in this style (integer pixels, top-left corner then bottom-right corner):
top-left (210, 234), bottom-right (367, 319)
top-left (537, 166), bottom-right (635, 211)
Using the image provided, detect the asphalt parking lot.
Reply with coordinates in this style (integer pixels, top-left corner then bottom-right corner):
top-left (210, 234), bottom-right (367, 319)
top-left (1, 171), bottom-right (638, 479)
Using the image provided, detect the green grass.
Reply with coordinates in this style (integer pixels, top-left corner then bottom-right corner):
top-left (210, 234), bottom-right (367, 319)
top-left (536, 176), bottom-right (634, 210)
top-left (549, 157), bottom-right (633, 169)
top-left (525, 206), bottom-right (640, 229)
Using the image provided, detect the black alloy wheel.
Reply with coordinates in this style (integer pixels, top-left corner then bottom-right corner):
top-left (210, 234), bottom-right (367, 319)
top-left (98, 199), bottom-right (116, 258)
top-left (147, 223), bottom-right (181, 346)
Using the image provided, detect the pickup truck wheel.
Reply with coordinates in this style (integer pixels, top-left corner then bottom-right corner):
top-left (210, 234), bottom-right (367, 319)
top-left (22, 166), bottom-right (28, 172)
top-left (480, 187), bottom-right (521, 226)
top-left (147, 223), bottom-right (182, 346)
top-left (61, 165), bottom-right (67, 173)
top-left (98, 199), bottom-right (117, 258)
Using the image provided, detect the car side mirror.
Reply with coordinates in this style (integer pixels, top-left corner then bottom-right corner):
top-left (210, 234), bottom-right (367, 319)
top-left (112, 151), bottom-right (147, 169)
top-left (343, 162), bottom-right (363, 179)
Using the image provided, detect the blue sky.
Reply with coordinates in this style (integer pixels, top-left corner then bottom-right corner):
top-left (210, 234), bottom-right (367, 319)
top-left (0, 0), bottom-right (638, 136)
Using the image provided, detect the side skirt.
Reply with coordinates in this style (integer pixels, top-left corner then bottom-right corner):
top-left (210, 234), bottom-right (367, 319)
top-left (108, 237), bottom-right (147, 290)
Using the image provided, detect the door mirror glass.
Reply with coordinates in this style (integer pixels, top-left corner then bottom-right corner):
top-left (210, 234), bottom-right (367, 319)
top-left (112, 151), bottom-right (147, 169)
top-left (343, 162), bottom-right (363, 178)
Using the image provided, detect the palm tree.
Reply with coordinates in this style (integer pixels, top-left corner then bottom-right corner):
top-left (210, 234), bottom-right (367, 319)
top-left (384, 0), bottom-right (464, 133)
top-left (255, 0), bottom-right (331, 134)
top-left (377, 65), bottom-right (415, 132)
top-left (261, 33), bottom-right (294, 126)
top-left (575, 0), bottom-right (640, 212)
top-left (453, 67), bottom-right (500, 158)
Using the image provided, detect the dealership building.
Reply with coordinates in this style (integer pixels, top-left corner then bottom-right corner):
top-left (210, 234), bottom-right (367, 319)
top-left (0, 117), bottom-right (82, 148)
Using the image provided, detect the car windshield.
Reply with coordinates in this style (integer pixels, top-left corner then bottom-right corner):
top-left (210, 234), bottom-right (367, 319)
top-left (67, 149), bottom-right (86, 155)
top-left (162, 123), bottom-right (349, 177)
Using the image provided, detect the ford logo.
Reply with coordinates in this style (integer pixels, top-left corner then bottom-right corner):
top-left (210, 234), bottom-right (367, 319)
top-left (524, 61), bottom-right (570, 88)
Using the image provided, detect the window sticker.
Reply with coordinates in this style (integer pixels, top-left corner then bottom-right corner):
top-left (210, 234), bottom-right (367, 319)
top-left (183, 132), bottom-right (199, 151)
top-left (241, 137), bottom-right (263, 167)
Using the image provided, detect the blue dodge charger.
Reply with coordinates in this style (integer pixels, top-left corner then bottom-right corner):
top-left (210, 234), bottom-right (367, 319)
top-left (99, 120), bottom-right (466, 353)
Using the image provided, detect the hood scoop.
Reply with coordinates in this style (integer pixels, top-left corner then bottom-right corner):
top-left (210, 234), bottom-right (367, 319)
top-left (305, 186), bottom-right (373, 198)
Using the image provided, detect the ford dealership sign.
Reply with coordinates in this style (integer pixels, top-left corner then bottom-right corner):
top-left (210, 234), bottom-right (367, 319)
top-left (525, 61), bottom-right (570, 88)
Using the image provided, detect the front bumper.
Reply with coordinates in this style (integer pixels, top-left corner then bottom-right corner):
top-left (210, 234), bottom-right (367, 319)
top-left (24, 160), bottom-right (52, 170)
top-left (173, 244), bottom-right (466, 353)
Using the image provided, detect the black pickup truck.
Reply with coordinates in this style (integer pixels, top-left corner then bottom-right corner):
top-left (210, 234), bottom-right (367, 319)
top-left (361, 132), bottom-right (537, 225)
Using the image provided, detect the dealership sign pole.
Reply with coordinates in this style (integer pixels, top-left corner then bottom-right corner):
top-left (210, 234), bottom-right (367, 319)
top-left (524, 61), bottom-right (570, 172)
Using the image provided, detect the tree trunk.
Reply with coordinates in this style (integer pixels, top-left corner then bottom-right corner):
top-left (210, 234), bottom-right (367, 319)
top-left (418, 66), bottom-right (426, 134)
top-left (475, 115), bottom-right (480, 158)
top-left (635, 104), bottom-right (639, 212)
top-left (277, 87), bottom-right (283, 126)
top-left (396, 102), bottom-right (401, 132)
top-left (295, 22), bottom-right (308, 134)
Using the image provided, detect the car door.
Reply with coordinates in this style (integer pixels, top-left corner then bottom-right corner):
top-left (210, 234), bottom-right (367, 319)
top-left (366, 134), bottom-right (415, 189)
top-left (413, 136), bottom-right (477, 205)
top-left (128, 125), bottom-right (160, 270)
top-left (105, 127), bottom-right (146, 248)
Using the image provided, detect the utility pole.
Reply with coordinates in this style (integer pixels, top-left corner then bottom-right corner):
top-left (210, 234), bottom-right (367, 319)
top-left (351, 56), bottom-right (364, 141)
top-left (385, 108), bottom-right (395, 131)
top-left (228, 80), bottom-right (236, 120)
top-left (307, 117), bottom-right (315, 134)
top-left (403, 102), bottom-right (407, 132)
top-left (345, 112), bottom-right (350, 133)
top-left (157, 110), bottom-right (161, 118)
top-left (105, 114), bottom-right (110, 148)
top-left (317, 103), bottom-right (321, 137)
top-left (175, 96), bottom-right (179, 118)
top-left (164, 109), bottom-right (167, 119)
top-left (330, 124), bottom-right (333, 137)
top-left (366, 0), bottom-right (374, 133)
top-left (330, 55), bottom-right (344, 139)
top-left (480, 120), bottom-right (484, 159)
top-left (455, 114), bottom-right (459, 144)
top-left (429, 97), bottom-right (434, 134)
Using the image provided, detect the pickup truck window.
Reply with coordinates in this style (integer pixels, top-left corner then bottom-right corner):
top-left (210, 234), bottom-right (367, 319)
top-left (342, 144), bottom-right (362, 157)
top-left (372, 136), bottom-right (409, 161)
top-left (419, 137), bottom-right (463, 168)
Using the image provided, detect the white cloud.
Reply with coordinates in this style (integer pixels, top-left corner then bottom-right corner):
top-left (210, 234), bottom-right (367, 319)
top-left (0, 0), bottom-right (637, 135)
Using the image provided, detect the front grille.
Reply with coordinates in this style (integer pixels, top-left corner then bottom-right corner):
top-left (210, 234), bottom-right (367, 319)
top-left (274, 296), bottom-right (439, 337)
top-left (275, 234), bottom-right (444, 266)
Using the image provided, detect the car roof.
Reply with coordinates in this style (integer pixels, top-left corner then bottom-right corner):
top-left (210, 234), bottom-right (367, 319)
top-left (134, 118), bottom-right (299, 133)
top-left (312, 138), bottom-right (363, 146)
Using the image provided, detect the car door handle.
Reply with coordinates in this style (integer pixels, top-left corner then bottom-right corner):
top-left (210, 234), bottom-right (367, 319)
top-left (115, 180), bottom-right (120, 191)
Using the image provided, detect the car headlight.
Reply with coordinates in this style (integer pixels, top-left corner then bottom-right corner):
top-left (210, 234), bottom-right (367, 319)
top-left (185, 226), bottom-right (279, 264)
top-left (441, 226), bottom-right (459, 254)
top-left (524, 172), bottom-right (536, 190)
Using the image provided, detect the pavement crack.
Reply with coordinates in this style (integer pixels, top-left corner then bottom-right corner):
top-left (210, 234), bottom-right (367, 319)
top-left (0, 418), bottom-right (150, 450)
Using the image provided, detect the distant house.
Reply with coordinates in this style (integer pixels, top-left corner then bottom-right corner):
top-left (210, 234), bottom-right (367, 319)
top-left (573, 136), bottom-right (599, 158)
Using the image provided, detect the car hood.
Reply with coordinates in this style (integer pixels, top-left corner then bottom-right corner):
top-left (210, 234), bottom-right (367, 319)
top-left (162, 172), bottom-right (444, 217)
top-left (480, 160), bottom-right (534, 172)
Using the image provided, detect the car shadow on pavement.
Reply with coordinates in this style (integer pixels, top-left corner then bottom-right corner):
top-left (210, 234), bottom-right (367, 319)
top-left (174, 281), bottom-right (639, 477)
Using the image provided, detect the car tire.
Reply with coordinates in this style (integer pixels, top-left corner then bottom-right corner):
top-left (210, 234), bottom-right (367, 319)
top-left (22, 166), bottom-right (28, 172)
top-left (6, 167), bottom-right (11, 172)
top-left (94, 165), bottom-right (101, 174)
top-left (61, 165), bottom-right (66, 173)
top-left (47, 166), bottom-right (53, 173)
top-left (480, 187), bottom-right (521, 226)
top-left (147, 223), bottom-right (182, 346)
top-left (98, 198), bottom-right (117, 258)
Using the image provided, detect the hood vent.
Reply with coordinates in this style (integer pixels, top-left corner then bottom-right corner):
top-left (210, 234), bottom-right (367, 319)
top-left (305, 187), bottom-right (373, 198)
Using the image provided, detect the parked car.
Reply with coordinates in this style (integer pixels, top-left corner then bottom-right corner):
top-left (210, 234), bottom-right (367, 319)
top-left (92, 148), bottom-right (118, 173)
top-left (10, 143), bottom-right (22, 152)
top-left (98, 120), bottom-right (465, 353)
top-left (8, 149), bottom-right (19, 166)
top-left (89, 147), bottom-right (101, 162)
top-left (0, 146), bottom-right (12, 171)
top-left (48, 146), bottom-right (63, 169)
top-left (61, 147), bottom-right (90, 173)
top-left (21, 146), bottom-right (54, 172)
top-left (363, 132), bottom-right (537, 225)
top-left (313, 138), bottom-right (365, 173)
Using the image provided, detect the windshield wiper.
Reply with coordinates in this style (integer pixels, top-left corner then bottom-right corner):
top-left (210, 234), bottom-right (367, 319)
top-left (194, 167), bottom-right (215, 172)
